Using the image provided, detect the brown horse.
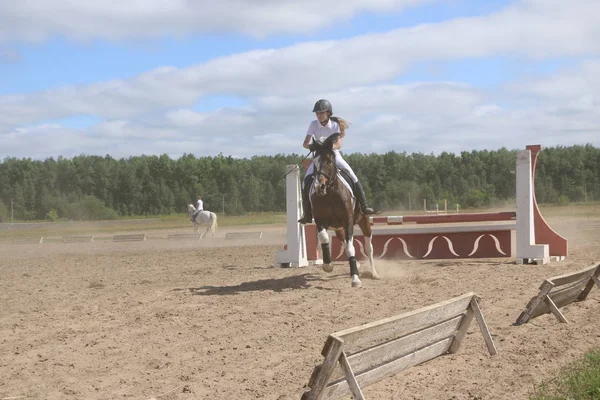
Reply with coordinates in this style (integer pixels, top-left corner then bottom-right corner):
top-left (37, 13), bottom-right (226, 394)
top-left (309, 134), bottom-right (379, 287)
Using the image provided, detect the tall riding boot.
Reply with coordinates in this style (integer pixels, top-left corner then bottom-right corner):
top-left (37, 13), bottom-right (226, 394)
top-left (354, 181), bottom-right (379, 215)
top-left (298, 175), bottom-right (314, 224)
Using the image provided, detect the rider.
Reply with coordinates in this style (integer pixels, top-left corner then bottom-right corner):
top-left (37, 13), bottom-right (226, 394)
top-left (191, 195), bottom-right (203, 221)
top-left (298, 99), bottom-right (378, 224)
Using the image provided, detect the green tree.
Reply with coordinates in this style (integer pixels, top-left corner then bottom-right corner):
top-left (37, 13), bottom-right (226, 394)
top-left (0, 199), bottom-right (7, 222)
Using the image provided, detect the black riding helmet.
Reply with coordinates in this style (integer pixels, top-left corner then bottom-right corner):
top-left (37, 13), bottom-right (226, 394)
top-left (312, 99), bottom-right (332, 114)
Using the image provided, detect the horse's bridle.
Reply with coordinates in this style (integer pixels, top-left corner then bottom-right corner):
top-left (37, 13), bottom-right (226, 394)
top-left (313, 152), bottom-right (337, 192)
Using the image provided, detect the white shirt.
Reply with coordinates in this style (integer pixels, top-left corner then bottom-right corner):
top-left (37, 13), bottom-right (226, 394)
top-left (196, 199), bottom-right (203, 210)
top-left (306, 119), bottom-right (341, 144)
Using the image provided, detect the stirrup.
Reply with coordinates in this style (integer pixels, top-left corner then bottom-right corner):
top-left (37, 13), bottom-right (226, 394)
top-left (298, 216), bottom-right (312, 224)
top-left (362, 206), bottom-right (380, 215)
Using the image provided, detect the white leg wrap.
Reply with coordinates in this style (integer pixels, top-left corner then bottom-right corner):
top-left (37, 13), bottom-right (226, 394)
top-left (346, 236), bottom-right (355, 258)
top-left (318, 229), bottom-right (329, 245)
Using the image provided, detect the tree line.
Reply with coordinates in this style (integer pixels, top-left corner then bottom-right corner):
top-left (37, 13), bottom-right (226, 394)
top-left (0, 144), bottom-right (598, 222)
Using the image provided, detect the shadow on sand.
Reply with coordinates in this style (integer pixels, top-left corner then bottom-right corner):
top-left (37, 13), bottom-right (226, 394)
top-left (183, 273), bottom-right (340, 296)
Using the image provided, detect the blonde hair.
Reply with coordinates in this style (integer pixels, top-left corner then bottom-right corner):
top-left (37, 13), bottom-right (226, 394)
top-left (330, 116), bottom-right (350, 133)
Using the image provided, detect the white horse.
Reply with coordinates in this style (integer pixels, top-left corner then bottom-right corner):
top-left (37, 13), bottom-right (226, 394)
top-left (187, 204), bottom-right (218, 238)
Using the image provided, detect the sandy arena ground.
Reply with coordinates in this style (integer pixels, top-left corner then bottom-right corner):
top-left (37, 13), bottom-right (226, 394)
top-left (1, 216), bottom-right (599, 400)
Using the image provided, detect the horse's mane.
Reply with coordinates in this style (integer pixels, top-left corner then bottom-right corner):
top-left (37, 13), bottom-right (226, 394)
top-left (312, 133), bottom-right (341, 156)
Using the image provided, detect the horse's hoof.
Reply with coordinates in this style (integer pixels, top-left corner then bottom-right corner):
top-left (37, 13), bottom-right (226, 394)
top-left (322, 263), bottom-right (334, 273)
top-left (360, 271), bottom-right (373, 279)
top-left (351, 275), bottom-right (362, 288)
top-left (362, 269), bottom-right (380, 280)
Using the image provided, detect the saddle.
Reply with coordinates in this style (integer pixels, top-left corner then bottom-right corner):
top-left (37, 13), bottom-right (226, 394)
top-left (337, 169), bottom-right (356, 194)
top-left (306, 169), bottom-right (356, 197)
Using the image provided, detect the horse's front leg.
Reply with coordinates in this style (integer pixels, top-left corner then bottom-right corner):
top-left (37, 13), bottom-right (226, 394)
top-left (316, 223), bottom-right (333, 272)
top-left (359, 217), bottom-right (379, 279)
top-left (345, 220), bottom-right (362, 288)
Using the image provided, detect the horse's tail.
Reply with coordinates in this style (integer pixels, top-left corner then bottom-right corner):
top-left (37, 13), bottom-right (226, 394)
top-left (210, 212), bottom-right (218, 234)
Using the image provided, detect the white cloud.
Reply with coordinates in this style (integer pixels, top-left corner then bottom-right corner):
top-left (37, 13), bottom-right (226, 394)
top-left (2, 0), bottom-right (600, 129)
top-left (2, 0), bottom-right (600, 160)
top-left (0, 0), bottom-right (440, 42)
top-left (507, 60), bottom-right (600, 103)
top-left (2, 70), bottom-right (599, 160)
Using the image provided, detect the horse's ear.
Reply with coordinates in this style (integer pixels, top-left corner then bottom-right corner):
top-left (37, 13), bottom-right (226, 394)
top-left (325, 133), bottom-right (340, 150)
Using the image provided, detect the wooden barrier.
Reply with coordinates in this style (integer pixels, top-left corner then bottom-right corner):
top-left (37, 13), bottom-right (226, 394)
top-left (11, 237), bottom-right (44, 244)
top-left (167, 233), bottom-right (201, 241)
top-left (225, 231), bottom-right (263, 240)
top-left (62, 235), bottom-right (94, 243)
top-left (582, 222), bottom-right (600, 230)
top-left (112, 234), bottom-right (146, 242)
top-left (515, 262), bottom-right (600, 324)
top-left (301, 293), bottom-right (496, 400)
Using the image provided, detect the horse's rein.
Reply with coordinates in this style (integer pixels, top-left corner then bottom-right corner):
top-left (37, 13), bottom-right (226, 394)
top-left (314, 152), bottom-right (338, 190)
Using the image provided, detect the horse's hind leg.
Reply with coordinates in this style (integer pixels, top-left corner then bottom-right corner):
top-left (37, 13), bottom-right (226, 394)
top-left (359, 217), bottom-right (379, 279)
top-left (202, 221), bottom-right (213, 239)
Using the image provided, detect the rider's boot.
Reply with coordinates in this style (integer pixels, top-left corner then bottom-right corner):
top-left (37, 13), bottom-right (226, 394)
top-left (298, 175), bottom-right (314, 224)
top-left (354, 181), bottom-right (380, 215)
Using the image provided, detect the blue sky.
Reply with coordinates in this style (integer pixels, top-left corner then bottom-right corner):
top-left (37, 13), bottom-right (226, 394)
top-left (1, 0), bottom-right (599, 159)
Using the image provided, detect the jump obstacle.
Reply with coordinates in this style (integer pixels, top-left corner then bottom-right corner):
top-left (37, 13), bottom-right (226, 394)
top-left (225, 231), bottom-right (264, 240)
top-left (112, 233), bottom-right (146, 242)
top-left (62, 235), bottom-right (94, 243)
top-left (168, 233), bottom-right (202, 241)
top-left (516, 262), bottom-right (600, 325)
top-left (275, 145), bottom-right (568, 267)
top-left (301, 292), bottom-right (496, 400)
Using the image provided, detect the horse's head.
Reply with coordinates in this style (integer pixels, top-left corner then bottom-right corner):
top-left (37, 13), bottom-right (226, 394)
top-left (311, 133), bottom-right (340, 197)
top-left (187, 204), bottom-right (196, 215)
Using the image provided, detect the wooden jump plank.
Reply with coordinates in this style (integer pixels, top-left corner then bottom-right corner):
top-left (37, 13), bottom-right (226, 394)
top-left (469, 297), bottom-right (498, 355)
top-left (321, 338), bottom-right (454, 400)
top-left (516, 262), bottom-right (600, 325)
top-left (346, 315), bottom-right (464, 374)
top-left (526, 279), bottom-right (590, 322)
top-left (112, 234), bottom-right (146, 242)
top-left (303, 336), bottom-right (345, 400)
top-left (11, 237), bottom-right (43, 244)
top-left (580, 271), bottom-right (600, 302)
top-left (549, 263), bottom-right (599, 286)
top-left (333, 293), bottom-right (473, 351)
top-left (582, 222), bottom-right (600, 230)
top-left (225, 231), bottom-right (263, 239)
top-left (62, 235), bottom-right (94, 243)
top-left (167, 233), bottom-right (201, 241)
top-left (302, 293), bottom-right (496, 400)
top-left (338, 352), bottom-right (364, 400)
top-left (515, 281), bottom-right (554, 325)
